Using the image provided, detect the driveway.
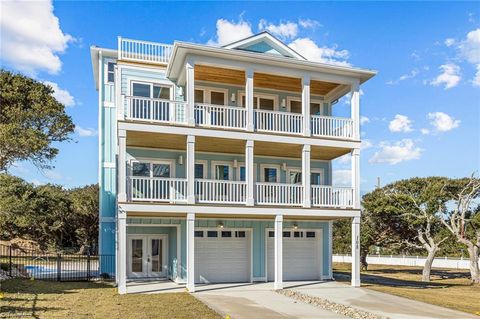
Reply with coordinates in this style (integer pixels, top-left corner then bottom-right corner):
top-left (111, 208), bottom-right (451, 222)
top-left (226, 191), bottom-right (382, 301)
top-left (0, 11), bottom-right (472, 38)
top-left (194, 281), bottom-right (477, 319)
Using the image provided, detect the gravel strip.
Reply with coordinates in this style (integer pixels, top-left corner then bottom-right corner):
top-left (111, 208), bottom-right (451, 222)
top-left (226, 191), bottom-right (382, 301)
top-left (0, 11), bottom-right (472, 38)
top-left (277, 289), bottom-right (389, 319)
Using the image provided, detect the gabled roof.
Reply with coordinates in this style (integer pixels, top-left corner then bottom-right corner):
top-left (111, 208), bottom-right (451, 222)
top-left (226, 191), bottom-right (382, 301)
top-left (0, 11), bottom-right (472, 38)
top-left (223, 31), bottom-right (306, 60)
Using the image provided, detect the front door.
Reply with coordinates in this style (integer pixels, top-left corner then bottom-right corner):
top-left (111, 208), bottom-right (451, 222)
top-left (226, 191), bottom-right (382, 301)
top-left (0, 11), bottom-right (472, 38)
top-left (127, 235), bottom-right (167, 278)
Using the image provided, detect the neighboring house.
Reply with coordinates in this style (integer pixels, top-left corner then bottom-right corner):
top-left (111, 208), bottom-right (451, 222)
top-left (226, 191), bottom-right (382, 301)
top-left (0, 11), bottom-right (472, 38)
top-left (90, 32), bottom-right (376, 294)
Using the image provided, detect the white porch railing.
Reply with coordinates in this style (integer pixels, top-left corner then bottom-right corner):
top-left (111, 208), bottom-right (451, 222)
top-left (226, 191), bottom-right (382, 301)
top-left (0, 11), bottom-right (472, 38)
top-left (125, 96), bottom-right (186, 123)
top-left (195, 179), bottom-right (246, 204)
top-left (118, 37), bottom-right (173, 64)
top-left (254, 110), bottom-right (303, 135)
top-left (311, 186), bottom-right (354, 208)
top-left (311, 115), bottom-right (354, 139)
top-left (129, 177), bottom-right (187, 202)
top-left (256, 182), bottom-right (303, 206)
top-left (194, 104), bottom-right (247, 130)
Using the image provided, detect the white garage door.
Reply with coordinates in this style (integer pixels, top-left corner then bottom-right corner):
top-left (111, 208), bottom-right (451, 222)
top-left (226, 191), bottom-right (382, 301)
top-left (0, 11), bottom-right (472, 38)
top-left (195, 229), bottom-right (251, 283)
top-left (267, 230), bottom-right (322, 281)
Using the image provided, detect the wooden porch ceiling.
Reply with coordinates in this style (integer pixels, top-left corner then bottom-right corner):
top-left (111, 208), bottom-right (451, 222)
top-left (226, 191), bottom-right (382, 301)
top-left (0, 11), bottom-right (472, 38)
top-left (126, 131), bottom-right (351, 160)
top-left (194, 65), bottom-right (340, 96)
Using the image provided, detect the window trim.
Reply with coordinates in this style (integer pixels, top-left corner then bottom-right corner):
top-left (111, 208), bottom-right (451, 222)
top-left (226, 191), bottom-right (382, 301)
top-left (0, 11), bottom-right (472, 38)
top-left (194, 86), bottom-right (229, 105)
top-left (211, 160), bottom-right (233, 181)
top-left (129, 158), bottom-right (176, 178)
top-left (105, 60), bottom-right (117, 84)
top-left (195, 160), bottom-right (208, 179)
top-left (286, 96), bottom-right (324, 115)
top-left (129, 80), bottom-right (174, 100)
top-left (259, 164), bottom-right (281, 183)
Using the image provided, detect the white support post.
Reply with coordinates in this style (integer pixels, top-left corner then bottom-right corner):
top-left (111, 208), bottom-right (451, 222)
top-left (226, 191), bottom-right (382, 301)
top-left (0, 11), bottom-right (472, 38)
top-left (350, 80), bottom-right (360, 140)
top-left (351, 149), bottom-right (360, 209)
top-left (118, 129), bottom-right (127, 202)
top-left (186, 213), bottom-right (195, 292)
top-left (117, 208), bottom-right (127, 294)
top-left (246, 140), bottom-right (254, 206)
top-left (302, 144), bottom-right (311, 208)
top-left (351, 216), bottom-right (361, 287)
top-left (117, 36), bottom-right (122, 60)
top-left (245, 69), bottom-right (254, 131)
top-left (274, 214), bottom-right (283, 290)
top-left (186, 59), bottom-right (195, 126)
top-left (328, 221), bottom-right (333, 279)
top-left (187, 135), bottom-right (195, 204)
top-left (302, 75), bottom-right (311, 136)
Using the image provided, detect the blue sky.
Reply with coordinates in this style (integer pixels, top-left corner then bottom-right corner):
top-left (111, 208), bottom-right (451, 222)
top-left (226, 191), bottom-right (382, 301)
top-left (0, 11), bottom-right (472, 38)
top-left (1, 1), bottom-right (479, 192)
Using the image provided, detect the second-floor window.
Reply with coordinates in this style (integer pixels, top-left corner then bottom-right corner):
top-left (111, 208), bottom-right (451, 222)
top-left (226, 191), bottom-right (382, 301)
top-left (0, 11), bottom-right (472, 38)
top-left (132, 82), bottom-right (171, 100)
top-left (107, 62), bottom-right (116, 83)
top-left (131, 161), bottom-right (172, 178)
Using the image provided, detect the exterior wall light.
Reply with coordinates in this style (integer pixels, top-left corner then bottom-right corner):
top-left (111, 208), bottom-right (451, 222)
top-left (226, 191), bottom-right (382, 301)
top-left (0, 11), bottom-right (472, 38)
top-left (231, 93), bottom-right (236, 103)
top-left (178, 155), bottom-right (183, 165)
top-left (218, 222), bottom-right (224, 228)
top-left (282, 163), bottom-right (287, 171)
top-left (293, 223), bottom-right (298, 230)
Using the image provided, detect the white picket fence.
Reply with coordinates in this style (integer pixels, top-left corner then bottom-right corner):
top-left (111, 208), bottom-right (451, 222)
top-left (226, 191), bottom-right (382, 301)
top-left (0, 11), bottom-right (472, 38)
top-left (333, 254), bottom-right (470, 270)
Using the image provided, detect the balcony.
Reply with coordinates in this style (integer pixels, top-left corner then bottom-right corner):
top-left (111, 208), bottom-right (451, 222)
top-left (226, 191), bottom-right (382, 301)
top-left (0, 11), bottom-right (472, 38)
top-left (124, 96), bottom-right (355, 140)
top-left (128, 176), bottom-right (354, 208)
top-left (118, 37), bottom-right (172, 65)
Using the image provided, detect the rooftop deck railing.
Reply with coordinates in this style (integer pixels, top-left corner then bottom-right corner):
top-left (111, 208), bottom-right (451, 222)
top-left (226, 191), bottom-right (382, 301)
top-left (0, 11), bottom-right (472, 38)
top-left (118, 37), bottom-right (173, 64)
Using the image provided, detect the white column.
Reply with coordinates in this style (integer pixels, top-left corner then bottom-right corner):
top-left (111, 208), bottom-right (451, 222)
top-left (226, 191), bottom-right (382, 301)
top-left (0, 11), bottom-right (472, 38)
top-left (187, 135), bottom-right (195, 204)
top-left (302, 75), bottom-right (311, 136)
top-left (246, 140), bottom-right (254, 206)
top-left (245, 69), bottom-right (254, 131)
top-left (351, 216), bottom-right (361, 287)
top-left (302, 144), bottom-right (311, 208)
top-left (186, 59), bottom-right (195, 126)
top-left (350, 80), bottom-right (360, 140)
top-left (117, 129), bottom-right (127, 202)
top-left (274, 214), bottom-right (283, 290)
top-left (117, 208), bottom-right (127, 294)
top-left (328, 221), bottom-right (333, 279)
top-left (351, 149), bottom-right (360, 209)
top-left (186, 213), bottom-right (195, 292)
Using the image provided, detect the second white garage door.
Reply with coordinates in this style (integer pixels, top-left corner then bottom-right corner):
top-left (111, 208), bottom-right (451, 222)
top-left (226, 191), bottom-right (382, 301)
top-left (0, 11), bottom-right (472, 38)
top-left (195, 229), bottom-right (251, 283)
top-left (267, 229), bottom-right (323, 281)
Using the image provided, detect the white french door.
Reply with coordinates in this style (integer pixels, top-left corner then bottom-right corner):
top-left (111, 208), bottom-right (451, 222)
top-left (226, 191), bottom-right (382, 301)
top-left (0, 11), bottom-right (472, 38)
top-left (127, 235), bottom-right (167, 278)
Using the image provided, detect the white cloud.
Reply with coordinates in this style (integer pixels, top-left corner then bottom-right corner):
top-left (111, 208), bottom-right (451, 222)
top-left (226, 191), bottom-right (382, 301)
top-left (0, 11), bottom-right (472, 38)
top-left (0, 0), bottom-right (73, 75)
top-left (457, 28), bottom-right (480, 65)
top-left (288, 38), bottom-right (350, 65)
top-left (298, 19), bottom-right (321, 30)
top-left (258, 20), bottom-right (298, 39)
top-left (386, 68), bottom-right (419, 85)
top-left (207, 18), bottom-right (253, 46)
top-left (361, 139), bottom-right (373, 150)
top-left (430, 63), bottom-right (461, 89)
top-left (360, 116), bottom-right (370, 125)
top-left (427, 112), bottom-right (460, 132)
top-left (473, 64), bottom-right (480, 87)
top-left (75, 126), bottom-right (97, 137)
top-left (44, 169), bottom-right (63, 180)
top-left (43, 81), bottom-right (75, 107)
top-left (370, 139), bottom-right (423, 165)
top-left (332, 169), bottom-right (352, 187)
top-left (389, 114), bottom-right (413, 133)
top-left (445, 38), bottom-right (456, 47)
top-left (420, 128), bottom-right (430, 135)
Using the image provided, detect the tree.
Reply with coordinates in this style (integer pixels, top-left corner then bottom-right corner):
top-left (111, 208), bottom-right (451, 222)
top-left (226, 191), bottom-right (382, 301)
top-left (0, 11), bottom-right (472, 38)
top-left (0, 70), bottom-right (75, 171)
top-left (441, 176), bottom-right (480, 284)
top-left (363, 177), bottom-right (452, 281)
top-left (70, 184), bottom-right (99, 253)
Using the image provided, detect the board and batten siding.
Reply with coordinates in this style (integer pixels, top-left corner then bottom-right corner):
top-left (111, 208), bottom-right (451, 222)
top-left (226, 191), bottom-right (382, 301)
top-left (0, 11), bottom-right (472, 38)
top-left (126, 218), bottom-right (332, 281)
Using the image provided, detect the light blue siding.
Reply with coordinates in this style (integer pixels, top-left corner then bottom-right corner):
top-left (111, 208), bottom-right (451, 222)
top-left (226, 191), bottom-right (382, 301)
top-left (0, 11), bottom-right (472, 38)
top-left (125, 218), bottom-right (331, 280)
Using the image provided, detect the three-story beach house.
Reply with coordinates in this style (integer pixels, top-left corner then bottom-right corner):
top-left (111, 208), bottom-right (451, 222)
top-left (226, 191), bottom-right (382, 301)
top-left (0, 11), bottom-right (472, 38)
top-left (90, 32), bottom-right (376, 294)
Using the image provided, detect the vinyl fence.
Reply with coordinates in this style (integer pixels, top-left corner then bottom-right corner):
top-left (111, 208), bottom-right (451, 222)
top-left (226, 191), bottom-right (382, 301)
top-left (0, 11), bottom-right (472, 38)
top-left (333, 254), bottom-right (470, 270)
top-left (0, 244), bottom-right (115, 281)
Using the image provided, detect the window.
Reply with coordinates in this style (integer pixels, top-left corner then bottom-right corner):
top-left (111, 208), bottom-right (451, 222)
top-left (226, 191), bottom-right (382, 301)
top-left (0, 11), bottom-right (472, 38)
top-left (289, 170), bottom-right (302, 184)
top-left (239, 166), bottom-right (246, 182)
top-left (221, 231), bottom-right (232, 238)
top-left (268, 231), bottom-right (275, 238)
top-left (107, 62), bottom-right (116, 83)
top-left (310, 102), bottom-right (322, 115)
top-left (241, 94), bottom-right (277, 110)
top-left (207, 231), bottom-right (218, 238)
top-left (194, 231), bottom-right (204, 237)
top-left (290, 100), bottom-right (302, 113)
top-left (195, 163), bottom-right (205, 179)
top-left (152, 163), bottom-right (170, 178)
top-left (132, 162), bottom-right (150, 177)
top-left (210, 91), bottom-right (225, 105)
top-left (132, 83), bottom-right (151, 97)
top-left (294, 231), bottom-right (303, 238)
top-left (153, 86), bottom-right (170, 100)
top-left (306, 231), bottom-right (316, 238)
top-left (311, 171), bottom-right (323, 186)
top-left (194, 90), bottom-right (204, 103)
top-left (263, 167), bottom-right (278, 183)
top-left (283, 231), bottom-right (291, 238)
top-left (215, 164), bottom-right (230, 180)
top-left (132, 82), bottom-right (171, 100)
top-left (235, 231), bottom-right (246, 238)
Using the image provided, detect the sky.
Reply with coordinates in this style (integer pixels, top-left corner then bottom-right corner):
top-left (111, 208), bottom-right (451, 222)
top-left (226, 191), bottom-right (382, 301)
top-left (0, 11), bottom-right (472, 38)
top-left (1, 1), bottom-right (479, 193)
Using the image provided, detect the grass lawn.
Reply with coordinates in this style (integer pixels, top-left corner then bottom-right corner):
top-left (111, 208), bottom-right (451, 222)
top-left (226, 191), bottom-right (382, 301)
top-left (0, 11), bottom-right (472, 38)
top-left (0, 279), bottom-right (221, 319)
top-left (334, 262), bottom-right (480, 315)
